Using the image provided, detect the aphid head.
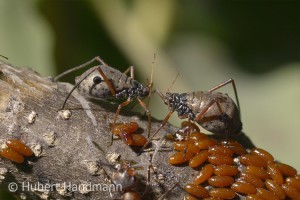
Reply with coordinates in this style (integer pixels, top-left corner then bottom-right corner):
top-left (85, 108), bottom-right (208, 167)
top-left (75, 66), bottom-right (112, 98)
top-left (112, 164), bottom-right (136, 190)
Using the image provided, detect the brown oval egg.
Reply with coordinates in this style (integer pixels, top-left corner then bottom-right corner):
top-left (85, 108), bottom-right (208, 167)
top-left (112, 122), bottom-right (138, 136)
top-left (265, 179), bottom-right (286, 200)
top-left (231, 181), bottom-right (257, 195)
top-left (0, 148), bottom-right (25, 163)
top-left (208, 175), bottom-right (234, 187)
top-left (214, 165), bottom-right (239, 176)
top-left (183, 194), bottom-right (198, 200)
top-left (193, 164), bottom-right (214, 185)
top-left (203, 197), bottom-right (224, 200)
top-left (208, 145), bottom-right (234, 156)
top-left (276, 163), bottom-right (297, 177)
top-left (6, 139), bottom-right (33, 156)
top-left (208, 155), bottom-right (234, 165)
top-left (195, 139), bottom-right (217, 150)
top-left (256, 188), bottom-right (279, 200)
top-left (119, 131), bottom-right (134, 145)
top-left (282, 183), bottom-right (300, 199)
top-left (169, 151), bottom-right (193, 165)
top-left (267, 162), bottom-right (284, 185)
top-left (240, 172), bottom-right (264, 188)
top-left (285, 177), bottom-right (300, 191)
top-left (184, 183), bottom-right (209, 198)
top-left (189, 150), bottom-right (209, 168)
top-left (220, 139), bottom-right (246, 155)
top-left (209, 188), bottom-right (236, 199)
top-left (239, 154), bottom-right (267, 167)
top-left (174, 141), bottom-right (200, 154)
top-left (189, 132), bottom-right (207, 141)
top-left (246, 194), bottom-right (264, 200)
top-left (130, 134), bottom-right (147, 146)
top-left (245, 166), bottom-right (270, 180)
top-left (251, 148), bottom-right (274, 163)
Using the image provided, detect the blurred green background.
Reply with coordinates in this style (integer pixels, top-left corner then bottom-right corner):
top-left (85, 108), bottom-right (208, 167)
top-left (0, 0), bottom-right (300, 198)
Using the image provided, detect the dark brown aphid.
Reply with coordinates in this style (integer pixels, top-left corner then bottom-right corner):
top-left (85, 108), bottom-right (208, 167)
top-left (55, 56), bottom-right (153, 141)
top-left (140, 79), bottom-right (242, 154)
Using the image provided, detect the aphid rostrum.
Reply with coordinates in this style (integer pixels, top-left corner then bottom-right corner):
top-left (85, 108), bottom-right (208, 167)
top-left (140, 78), bottom-right (242, 154)
top-left (55, 56), bottom-right (154, 141)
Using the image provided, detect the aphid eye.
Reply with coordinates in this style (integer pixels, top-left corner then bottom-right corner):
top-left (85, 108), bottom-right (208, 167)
top-left (93, 76), bottom-right (102, 84)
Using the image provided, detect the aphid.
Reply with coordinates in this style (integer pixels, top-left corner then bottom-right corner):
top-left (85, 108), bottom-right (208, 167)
top-left (97, 161), bottom-right (142, 200)
top-left (140, 78), bottom-right (242, 153)
top-left (55, 56), bottom-right (153, 142)
top-left (0, 139), bottom-right (33, 163)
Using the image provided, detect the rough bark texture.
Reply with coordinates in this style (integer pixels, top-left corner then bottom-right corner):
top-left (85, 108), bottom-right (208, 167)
top-left (0, 60), bottom-right (252, 200)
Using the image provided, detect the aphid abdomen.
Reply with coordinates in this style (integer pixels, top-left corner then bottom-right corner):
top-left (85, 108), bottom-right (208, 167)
top-left (186, 92), bottom-right (242, 135)
top-left (75, 65), bottom-right (132, 98)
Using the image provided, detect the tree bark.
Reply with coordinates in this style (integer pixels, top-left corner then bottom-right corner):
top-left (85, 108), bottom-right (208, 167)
top-left (0, 60), bottom-right (251, 200)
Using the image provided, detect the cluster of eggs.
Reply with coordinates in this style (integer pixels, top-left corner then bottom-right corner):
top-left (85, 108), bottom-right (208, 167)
top-left (168, 122), bottom-right (300, 200)
top-left (112, 122), bottom-right (147, 146)
top-left (0, 139), bottom-right (33, 163)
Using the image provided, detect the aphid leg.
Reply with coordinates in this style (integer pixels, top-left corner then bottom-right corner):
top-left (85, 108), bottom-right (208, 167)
top-left (122, 66), bottom-right (135, 80)
top-left (208, 78), bottom-right (241, 118)
top-left (157, 182), bottom-right (179, 200)
top-left (111, 99), bottom-right (132, 145)
top-left (96, 67), bottom-right (116, 96)
top-left (0, 55), bottom-right (8, 59)
top-left (60, 67), bottom-right (99, 110)
top-left (138, 111), bottom-right (174, 155)
top-left (183, 118), bottom-right (192, 156)
top-left (137, 98), bottom-right (151, 138)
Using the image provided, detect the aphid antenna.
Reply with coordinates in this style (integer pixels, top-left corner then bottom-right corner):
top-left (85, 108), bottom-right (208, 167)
top-left (96, 160), bottom-right (118, 171)
top-left (166, 71), bottom-right (180, 93)
top-left (60, 67), bottom-right (98, 110)
top-left (157, 182), bottom-right (180, 200)
top-left (54, 56), bottom-right (108, 81)
top-left (0, 55), bottom-right (8, 59)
